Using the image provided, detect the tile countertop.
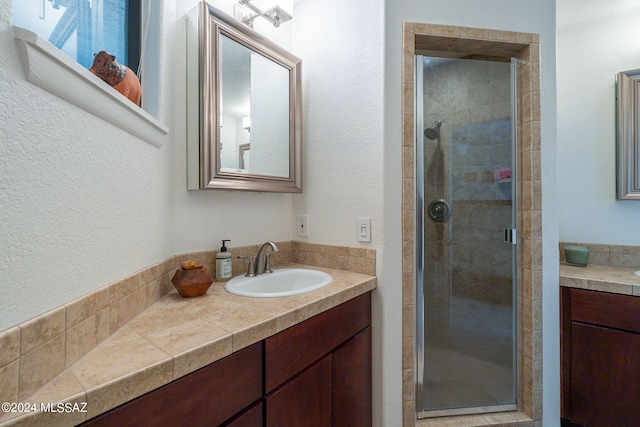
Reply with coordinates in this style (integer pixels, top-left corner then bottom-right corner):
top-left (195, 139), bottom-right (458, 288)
top-left (0, 264), bottom-right (376, 427)
top-left (560, 263), bottom-right (640, 296)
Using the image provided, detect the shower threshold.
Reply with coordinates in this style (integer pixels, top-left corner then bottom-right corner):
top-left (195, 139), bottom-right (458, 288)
top-left (419, 403), bottom-right (518, 419)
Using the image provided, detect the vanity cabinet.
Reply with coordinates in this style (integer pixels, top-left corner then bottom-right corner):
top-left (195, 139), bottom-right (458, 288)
top-left (561, 288), bottom-right (640, 427)
top-left (265, 293), bottom-right (372, 426)
top-left (81, 292), bottom-right (372, 427)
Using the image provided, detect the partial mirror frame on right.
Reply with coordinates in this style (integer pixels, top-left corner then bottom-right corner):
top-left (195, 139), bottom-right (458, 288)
top-left (616, 68), bottom-right (640, 200)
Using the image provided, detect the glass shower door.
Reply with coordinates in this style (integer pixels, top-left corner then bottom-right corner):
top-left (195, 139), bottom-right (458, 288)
top-left (415, 56), bottom-right (518, 417)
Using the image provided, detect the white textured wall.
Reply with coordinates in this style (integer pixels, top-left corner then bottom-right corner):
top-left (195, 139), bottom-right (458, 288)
top-left (291, 0), bottom-right (384, 247)
top-left (0, 0), bottom-right (294, 330)
top-left (290, 2), bottom-right (386, 422)
top-left (557, 0), bottom-right (640, 245)
top-left (0, 0), bottom-right (176, 330)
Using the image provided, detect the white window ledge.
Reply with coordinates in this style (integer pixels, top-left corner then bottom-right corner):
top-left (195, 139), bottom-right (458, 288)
top-left (12, 26), bottom-right (169, 148)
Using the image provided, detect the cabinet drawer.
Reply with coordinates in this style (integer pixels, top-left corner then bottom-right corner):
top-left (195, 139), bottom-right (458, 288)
top-left (83, 342), bottom-right (262, 427)
top-left (265, 292), bottom-right (371, 393)
top-left (570, 288), bottom-right (640, 333)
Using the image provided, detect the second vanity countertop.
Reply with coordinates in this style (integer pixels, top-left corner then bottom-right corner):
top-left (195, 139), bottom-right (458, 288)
top-left (560, 263), bottom-right (640, 296)
top-left (1, 264), bottom-right (376, 426)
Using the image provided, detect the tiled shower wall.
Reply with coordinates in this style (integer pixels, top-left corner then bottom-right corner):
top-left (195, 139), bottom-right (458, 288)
top-left (422, 59), bottom-right (514, 307)
top-left (453, 200), bottom-right (513, 304)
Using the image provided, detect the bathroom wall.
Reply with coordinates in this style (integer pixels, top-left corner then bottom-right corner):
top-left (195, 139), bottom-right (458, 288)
top-left (290, 0), bottom-right (386, 424)
top-left (0, 0), bottom-right (173, 330)
top-left (290, 0), bottom-right (385, 246)
top-left (0, 0), bottom-right (294, 330)
top-left (557, 0), bottom-right (640, 245)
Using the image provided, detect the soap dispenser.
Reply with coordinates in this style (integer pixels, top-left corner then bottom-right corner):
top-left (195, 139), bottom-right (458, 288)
top-left (216, 240), bottom-right (232, 281)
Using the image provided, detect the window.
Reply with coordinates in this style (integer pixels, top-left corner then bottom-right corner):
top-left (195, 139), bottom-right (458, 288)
top-left (12, 0), bottom-right (168, 145)
top-left (12, 0), bottom-right (141, 72)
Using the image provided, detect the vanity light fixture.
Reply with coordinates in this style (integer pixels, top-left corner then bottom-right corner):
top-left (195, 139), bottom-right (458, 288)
top-left (242, 116), bottom-right (251, 132)
top-left (234, 0), bottom-right (292, 28)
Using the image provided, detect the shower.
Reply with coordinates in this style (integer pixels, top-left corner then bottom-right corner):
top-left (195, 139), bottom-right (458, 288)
top-left (414, 55), bottom-right (518, 418)
top-left (424, 120), bottom-right (442, 140)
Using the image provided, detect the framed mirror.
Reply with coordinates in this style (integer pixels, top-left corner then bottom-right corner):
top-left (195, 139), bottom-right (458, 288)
top-left (187, 2), bottom-right (302, 192)
top-left (616, 68), bottom-right (640, 200)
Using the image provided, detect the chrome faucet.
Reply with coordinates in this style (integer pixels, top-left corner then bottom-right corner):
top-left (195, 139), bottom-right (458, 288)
top-left (239, 241), bottom-right (280, 277)
top-left (255, 241), bottom-right (279, 275)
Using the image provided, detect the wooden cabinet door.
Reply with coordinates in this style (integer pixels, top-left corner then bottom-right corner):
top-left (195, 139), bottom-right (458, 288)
top-left (569, 322), bottom-right (640, 426)
top-left (562, 288), bottom-right (640, 426)
top-left (332, 326), bottom-right (372, 427)
top-left (265, 355), bottom-right (332, 427)
top-left (222, 401), bottom-right (263, 427)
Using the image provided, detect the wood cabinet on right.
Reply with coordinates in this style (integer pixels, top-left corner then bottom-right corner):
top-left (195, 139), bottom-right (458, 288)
top-left (561, 287), bottom-right (640, 426)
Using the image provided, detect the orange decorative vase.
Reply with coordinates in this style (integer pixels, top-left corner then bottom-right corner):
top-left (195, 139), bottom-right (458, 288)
top-left (171, 261), bottom-right (213, 297)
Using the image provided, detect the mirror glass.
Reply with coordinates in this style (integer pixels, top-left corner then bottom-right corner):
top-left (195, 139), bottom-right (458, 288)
top-left (219, 34), bottom-right (290, 177)
top-left (186, 3), bottom-right (302, 193)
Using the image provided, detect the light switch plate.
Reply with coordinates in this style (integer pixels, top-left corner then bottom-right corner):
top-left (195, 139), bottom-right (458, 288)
top-left (357, 217), bottom-right (371, 242)
top-left (297, 215), bottom-right (308, 237)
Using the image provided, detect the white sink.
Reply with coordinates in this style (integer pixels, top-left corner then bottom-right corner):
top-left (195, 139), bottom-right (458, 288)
top-left (225, 268), bottom-right (333, 297)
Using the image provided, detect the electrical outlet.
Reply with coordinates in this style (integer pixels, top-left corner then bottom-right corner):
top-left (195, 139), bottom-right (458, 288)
top-left (297, 215), bottom-right (308, 237)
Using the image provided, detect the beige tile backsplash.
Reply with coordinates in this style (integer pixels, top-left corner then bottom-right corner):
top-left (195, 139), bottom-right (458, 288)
top-left (65, 308), bottom-right (110, 367)
top-left (0, 240), bottom-right (375, 406)
top-left (0, 360), bottom-right (19, 407)
top-left (65, 287), bottom-right (110, 330)
top-left (0, 327), bottom-right (20, 367)
top-left (293, 241), bottom-right (376, 275)
top-left (19, 306), bottom-right (65, 355)
top-left (0, 257), bottom-right (176, 405)
top-left (19, 334), bottom-right (66, 400)
top-left (560, 242), bottom-right (640, 268)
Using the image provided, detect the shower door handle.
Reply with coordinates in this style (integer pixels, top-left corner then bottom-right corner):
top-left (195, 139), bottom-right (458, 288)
top-left (504, 228), bottom-right (517, 245)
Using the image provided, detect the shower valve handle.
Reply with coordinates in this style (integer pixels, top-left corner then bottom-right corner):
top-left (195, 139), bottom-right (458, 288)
top-left (427, 199), bottom-right (451, 222)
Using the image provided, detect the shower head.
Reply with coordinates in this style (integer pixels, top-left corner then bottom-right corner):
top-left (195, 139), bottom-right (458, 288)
top-left (424, 120), bottom-right (442, 140)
